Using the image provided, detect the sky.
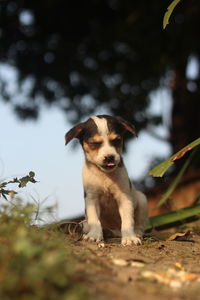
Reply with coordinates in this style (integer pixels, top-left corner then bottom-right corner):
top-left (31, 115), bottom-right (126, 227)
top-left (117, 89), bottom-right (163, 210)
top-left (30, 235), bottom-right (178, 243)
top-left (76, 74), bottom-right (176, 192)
top-left (0, 90), bottom-right (171, 223)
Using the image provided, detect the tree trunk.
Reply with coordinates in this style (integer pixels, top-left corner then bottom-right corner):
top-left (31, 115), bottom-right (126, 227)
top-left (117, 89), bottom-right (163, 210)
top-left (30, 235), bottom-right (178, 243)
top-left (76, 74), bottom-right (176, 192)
top-left (170, 67), bottom-right (200, 154)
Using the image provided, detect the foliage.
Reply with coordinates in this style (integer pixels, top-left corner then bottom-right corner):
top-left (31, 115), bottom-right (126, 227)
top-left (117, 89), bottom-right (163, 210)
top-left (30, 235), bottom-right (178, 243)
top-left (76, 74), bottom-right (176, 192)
top-left (156, 149), bottom-right (199, 208)
top-left (149, 138), bottom-right (200, 177)
top-left (0, 172), bottom-right (37, 200)
top-left (0, 0), bottom-right (198, 130)
top-left (1, 0), bottom-right (200, 175)
top-left (0, 199), bottom-right (92, 300)
top-left (149, 138), bottom-right (200, 207)
top-left (163, 0), bottom-right (182, 29)
top-left (146, 204), bottom-right (200, 231)
top-left (147, 0), bottom-right (200, 209)
top-left (0, 173), bottom-right (93, 298)
top-left (2, 0), bottom-right (166, 126)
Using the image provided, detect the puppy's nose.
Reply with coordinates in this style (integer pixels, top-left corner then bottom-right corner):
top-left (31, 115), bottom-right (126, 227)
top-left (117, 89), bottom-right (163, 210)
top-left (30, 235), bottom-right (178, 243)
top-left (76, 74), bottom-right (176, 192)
top-left (103, 155), bottom-right (115, 164)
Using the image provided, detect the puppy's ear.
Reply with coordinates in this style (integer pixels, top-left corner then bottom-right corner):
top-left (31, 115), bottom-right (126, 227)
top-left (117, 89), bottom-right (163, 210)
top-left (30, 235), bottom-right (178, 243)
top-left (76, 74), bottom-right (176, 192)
top-left (65, 123), bottom-right (84, 145)
top-left (116, 117), bottom-right (137, 136)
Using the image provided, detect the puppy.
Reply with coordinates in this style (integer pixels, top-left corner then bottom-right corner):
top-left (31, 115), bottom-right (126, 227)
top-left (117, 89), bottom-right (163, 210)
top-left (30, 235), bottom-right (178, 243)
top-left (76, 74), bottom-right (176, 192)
top-left (65, 115), bottom-right (148, 246)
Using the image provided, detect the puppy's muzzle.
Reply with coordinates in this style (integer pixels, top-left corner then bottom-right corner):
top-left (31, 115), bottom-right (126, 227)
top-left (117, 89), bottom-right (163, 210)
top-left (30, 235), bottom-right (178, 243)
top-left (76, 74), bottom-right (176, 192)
top-left (101, 155), bottom-right (117, 171)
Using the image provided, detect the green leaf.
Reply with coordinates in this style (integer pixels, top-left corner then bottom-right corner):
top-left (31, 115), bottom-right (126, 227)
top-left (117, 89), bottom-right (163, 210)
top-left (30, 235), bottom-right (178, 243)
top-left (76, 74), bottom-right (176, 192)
top-left (19, 176), bottom-right (31, 188)
top-left (156, 148), bottom-right (198, 207)
top-left (149, 137), bottom-right (200, 177)
top-left (163, 0), bottom-right (181, 29)
top-left (29, 171), bottom-right (35, 178)
top-left (18, 173), bottom-right (37, 188)
top-left (146, 204), bottom-right (200, 231)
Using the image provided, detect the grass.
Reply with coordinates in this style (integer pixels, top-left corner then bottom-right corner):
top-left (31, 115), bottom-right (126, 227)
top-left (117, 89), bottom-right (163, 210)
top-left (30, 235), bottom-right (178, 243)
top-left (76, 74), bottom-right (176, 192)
top-left (0, 198), bottom-right (92, 300)
top-left (146, 204), bottom-right (200, 231)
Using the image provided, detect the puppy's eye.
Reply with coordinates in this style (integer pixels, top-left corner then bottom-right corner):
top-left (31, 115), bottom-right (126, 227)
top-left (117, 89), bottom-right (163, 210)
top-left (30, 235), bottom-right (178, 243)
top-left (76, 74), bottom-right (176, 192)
top-left (88, 141), bottom-right (102, 149)
top-left (111, 138), bottom-right (122, 146)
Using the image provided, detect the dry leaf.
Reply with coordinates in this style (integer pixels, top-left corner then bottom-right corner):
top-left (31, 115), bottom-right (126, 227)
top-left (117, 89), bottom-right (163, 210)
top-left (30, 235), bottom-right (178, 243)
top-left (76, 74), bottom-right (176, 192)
top-left (142, 270), bottom-right (170, 285)
top-left (130, 261), bottom-right (145, 268)
top-left (183, 273), bottom-right (200, 281)
top-left (174, 262), bottom-right (184, 270)
top-left (112, 258), bottom-right (146, 267)
top-left (171, 147), bottom-right (192, 161)
top-left (112, 258), bottom-right (129, 266)
top-left (141, 265), bottom-right (200, 289)
top-left (167, 230), bottom-right (191, 241)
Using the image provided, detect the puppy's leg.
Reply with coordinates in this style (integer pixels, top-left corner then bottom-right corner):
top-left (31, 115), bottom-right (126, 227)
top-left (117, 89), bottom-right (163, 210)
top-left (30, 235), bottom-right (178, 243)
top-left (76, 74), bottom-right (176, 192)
top-left (118, 195), bottom-right (142, 246)
top-left (83, 193), bottom-right (104, 243)
top-left (134, 191), bottom-right (148, 238)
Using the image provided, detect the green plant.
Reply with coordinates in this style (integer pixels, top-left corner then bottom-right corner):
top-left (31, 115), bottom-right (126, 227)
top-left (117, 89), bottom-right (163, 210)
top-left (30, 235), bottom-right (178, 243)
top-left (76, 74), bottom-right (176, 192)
top-left (0, 172), bottom-right (94, 299)
top-left (163, 0), bottom-right (182, 29)
top-left (149, 138), bottom-right (200, 177)
top-left (0, 171), bottom-right (36, 199)
top-left (146, 204), bottom-right (200, 231)
top-left (0, 199), bottom-right (92, 300)
top-left (149, 137), bottom-right (200, 207)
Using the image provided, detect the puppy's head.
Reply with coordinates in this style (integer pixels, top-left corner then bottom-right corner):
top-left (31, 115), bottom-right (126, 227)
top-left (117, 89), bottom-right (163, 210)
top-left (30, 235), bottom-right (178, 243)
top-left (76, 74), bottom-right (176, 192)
top-left (65, 115), bottom-right (136, 172)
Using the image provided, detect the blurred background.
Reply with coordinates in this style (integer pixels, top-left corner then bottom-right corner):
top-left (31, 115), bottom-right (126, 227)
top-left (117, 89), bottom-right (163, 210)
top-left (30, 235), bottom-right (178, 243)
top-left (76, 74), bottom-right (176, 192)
top-left (0, 0), bottom-right (200, 221)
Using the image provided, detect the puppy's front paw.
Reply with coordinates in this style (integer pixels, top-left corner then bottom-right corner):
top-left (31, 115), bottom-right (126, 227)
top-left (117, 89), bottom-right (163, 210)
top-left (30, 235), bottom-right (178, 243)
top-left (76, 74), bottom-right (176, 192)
top-left (83, 228), bottom-right (104, 245)
top-left (134, 228), bottom-right (144, 239)
top-left (122, 235), bottom-right (142, 246)
top-left (83, 233), bottom-right (102, 242)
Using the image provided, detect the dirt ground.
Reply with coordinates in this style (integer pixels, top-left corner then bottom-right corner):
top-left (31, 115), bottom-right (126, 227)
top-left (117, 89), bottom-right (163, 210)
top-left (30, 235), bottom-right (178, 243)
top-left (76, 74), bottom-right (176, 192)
top-left (68, 221), bottom-right (200, 300)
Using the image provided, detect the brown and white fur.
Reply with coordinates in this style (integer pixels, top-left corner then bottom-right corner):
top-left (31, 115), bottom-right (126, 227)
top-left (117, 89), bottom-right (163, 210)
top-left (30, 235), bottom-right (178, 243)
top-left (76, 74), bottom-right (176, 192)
top-left (65, 115), bottom-right (148, 246)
